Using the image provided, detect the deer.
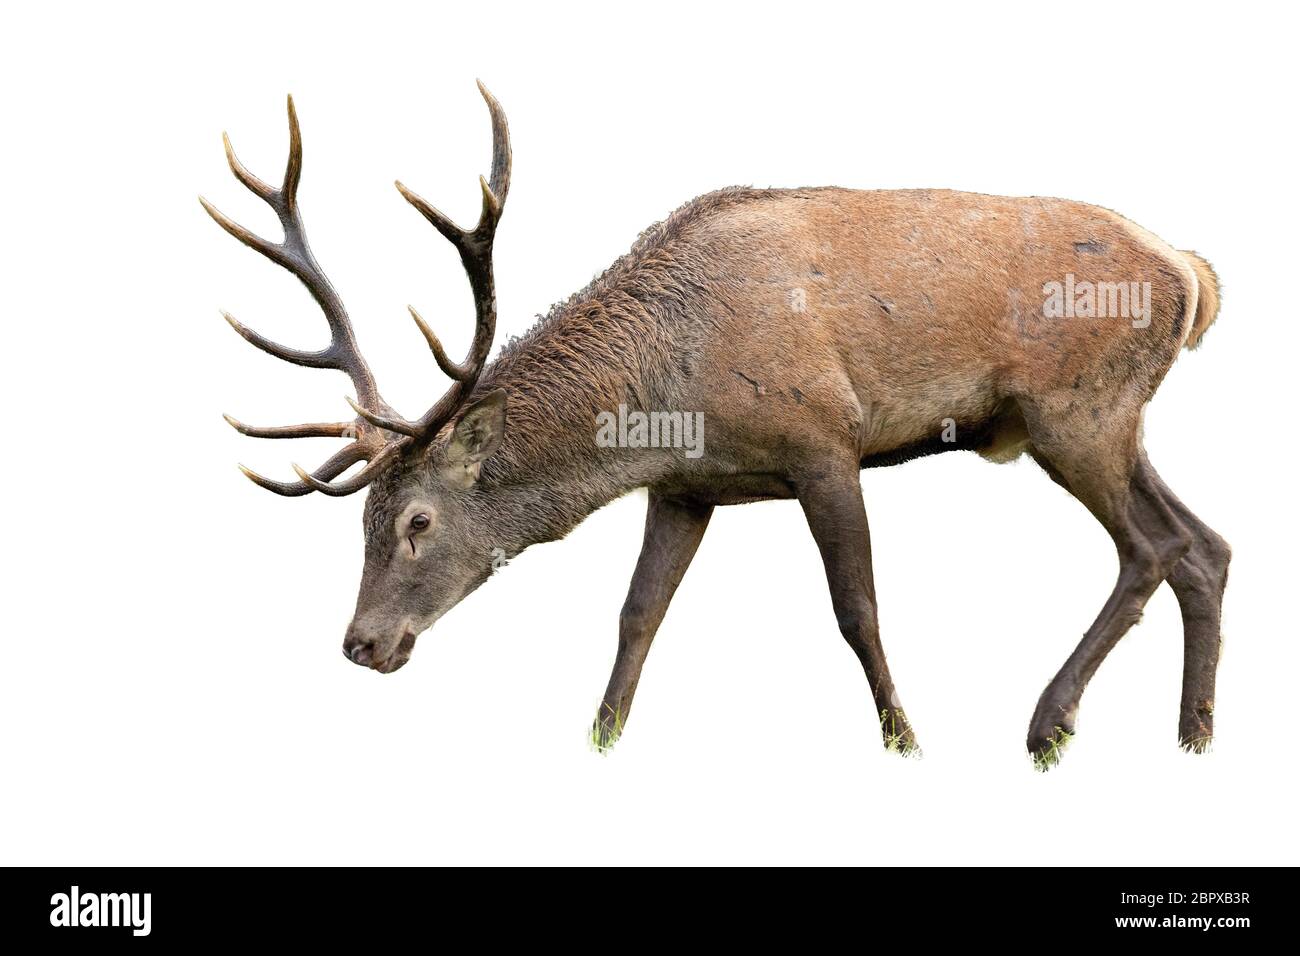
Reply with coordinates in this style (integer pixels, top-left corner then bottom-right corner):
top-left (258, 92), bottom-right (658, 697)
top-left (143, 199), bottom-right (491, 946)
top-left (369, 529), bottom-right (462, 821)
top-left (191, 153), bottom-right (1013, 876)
top-left (202, 84), bottom-right (1228, 767)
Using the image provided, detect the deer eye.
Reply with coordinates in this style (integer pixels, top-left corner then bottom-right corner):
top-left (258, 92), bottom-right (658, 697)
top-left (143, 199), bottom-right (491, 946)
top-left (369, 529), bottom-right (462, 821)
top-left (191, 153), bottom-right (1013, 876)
top-left (411, 513), bottom-right (431, 532)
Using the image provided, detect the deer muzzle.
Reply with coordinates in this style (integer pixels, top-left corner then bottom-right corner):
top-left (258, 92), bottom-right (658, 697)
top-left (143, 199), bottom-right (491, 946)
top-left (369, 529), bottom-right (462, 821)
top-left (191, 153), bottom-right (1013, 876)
top-left (343, 618), bottom-right (419, 674)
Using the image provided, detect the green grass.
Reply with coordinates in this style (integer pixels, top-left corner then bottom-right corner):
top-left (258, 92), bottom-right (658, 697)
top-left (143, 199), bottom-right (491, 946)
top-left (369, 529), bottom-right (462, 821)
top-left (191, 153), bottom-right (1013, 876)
top-left (880, 709), bottom-right (922, 759)
top-left (1032, 726), bottom-right (1074, 772)
top-left (589, 704), bottom-right (625, 754)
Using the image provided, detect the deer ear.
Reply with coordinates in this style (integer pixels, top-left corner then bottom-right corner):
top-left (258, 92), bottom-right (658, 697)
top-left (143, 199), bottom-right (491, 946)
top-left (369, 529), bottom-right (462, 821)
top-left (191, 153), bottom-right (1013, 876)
top-left (442, 389), bottom-right (507, 485)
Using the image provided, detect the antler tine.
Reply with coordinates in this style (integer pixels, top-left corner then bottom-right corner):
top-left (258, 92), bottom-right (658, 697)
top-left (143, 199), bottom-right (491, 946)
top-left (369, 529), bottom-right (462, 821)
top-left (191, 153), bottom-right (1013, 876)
top-left (221, 311), bottom-right (333, 369)
top-left (408, 305), bottom-right (472, 381)
top-left (476, 79), bottom-right (512, 225)
top-left (394, 180), bottom-right (464, 249)
top-left (344, 396), bottom-right (420, 437)
top-left (283, 94), bottom-right (304, 203)
top-left (223, 414), bottom-right (355, 440)
top-left (236, 443), bottom-right (369, 498)
top-left (291, 444), bottom-right (405, 497)
top-left (199, 196), bottom-right (291, 269)
top-left (221, 131), bottom-right (276, 202)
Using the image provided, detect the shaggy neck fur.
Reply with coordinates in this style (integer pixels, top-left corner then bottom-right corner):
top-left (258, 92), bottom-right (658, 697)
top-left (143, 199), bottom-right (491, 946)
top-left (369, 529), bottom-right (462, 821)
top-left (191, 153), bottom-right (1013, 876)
top-left (463, 187), bottom-right (768, 551)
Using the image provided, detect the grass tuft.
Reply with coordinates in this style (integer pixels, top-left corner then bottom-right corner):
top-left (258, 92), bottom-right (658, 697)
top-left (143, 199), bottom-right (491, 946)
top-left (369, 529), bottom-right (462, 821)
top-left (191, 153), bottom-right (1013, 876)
top-left (589, 704), bottom-right (625, 754)
top-left (1032, 726), bottom-right (1073, 772)
top-left (880, 709), bottom-right (922, 759)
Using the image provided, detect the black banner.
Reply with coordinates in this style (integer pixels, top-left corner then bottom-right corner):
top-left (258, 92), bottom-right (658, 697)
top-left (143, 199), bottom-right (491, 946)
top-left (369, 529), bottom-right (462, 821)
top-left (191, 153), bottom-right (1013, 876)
top-left (1, 866), bottom-right (1282, 944)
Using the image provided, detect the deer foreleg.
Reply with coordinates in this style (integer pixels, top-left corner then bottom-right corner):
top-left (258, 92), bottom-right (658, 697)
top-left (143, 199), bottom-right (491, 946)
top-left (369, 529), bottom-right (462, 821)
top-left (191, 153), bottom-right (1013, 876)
top-left (795, 465), bottom-right (918, 755)
top-left (592, 493), bottom-right (713, 750)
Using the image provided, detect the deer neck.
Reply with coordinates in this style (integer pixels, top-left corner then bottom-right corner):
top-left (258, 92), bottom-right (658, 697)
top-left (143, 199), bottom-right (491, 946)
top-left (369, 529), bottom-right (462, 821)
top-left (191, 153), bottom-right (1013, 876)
top-left (467, 331), bottom-right (690, 553)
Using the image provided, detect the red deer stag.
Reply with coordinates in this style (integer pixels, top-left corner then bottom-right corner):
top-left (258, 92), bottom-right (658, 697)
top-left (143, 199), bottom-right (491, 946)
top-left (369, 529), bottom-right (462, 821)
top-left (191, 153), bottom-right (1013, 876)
top-left (203, 85), bottom-right (1228, 767)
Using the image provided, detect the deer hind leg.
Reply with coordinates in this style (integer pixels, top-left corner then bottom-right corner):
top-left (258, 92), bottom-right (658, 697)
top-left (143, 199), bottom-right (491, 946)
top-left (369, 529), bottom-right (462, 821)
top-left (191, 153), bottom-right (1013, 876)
top-left (795, 464), bottom-right (918, 755)
top-left (1144, 472), bottom-right (1231, 752)
top-left (592, 493), bottom-right (713, 751)
top-left (1024, 406), bottom-right (1192, 768)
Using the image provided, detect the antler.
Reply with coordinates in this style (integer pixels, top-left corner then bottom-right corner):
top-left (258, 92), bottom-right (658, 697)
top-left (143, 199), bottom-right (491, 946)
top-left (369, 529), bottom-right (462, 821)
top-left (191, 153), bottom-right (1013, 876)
top-left (203, 82), bottom-right (511, 497)
top-left (354, 78), bottom-right (511, 442)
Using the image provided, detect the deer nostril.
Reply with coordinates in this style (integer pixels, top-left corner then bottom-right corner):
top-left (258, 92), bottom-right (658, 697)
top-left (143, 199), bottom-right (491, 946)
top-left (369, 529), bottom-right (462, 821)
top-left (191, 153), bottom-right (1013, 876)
top-left (346, 642), bottom-right (374, 666)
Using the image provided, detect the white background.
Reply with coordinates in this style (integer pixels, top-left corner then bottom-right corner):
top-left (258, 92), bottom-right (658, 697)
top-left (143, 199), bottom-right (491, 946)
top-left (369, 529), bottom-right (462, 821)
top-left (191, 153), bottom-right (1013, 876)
top-left (3, 1), bottom-right (1296, 865)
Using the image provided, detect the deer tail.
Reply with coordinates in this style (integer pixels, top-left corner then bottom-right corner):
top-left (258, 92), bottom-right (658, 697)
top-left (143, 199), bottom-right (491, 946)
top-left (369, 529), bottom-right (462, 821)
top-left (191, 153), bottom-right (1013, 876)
top-left (1181, 251), bottom-right (1221, 350)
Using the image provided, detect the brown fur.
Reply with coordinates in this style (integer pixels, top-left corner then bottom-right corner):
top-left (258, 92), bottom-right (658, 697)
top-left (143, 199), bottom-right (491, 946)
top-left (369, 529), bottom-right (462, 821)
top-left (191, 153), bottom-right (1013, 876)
top-left (475, 187), bottom-right (1209, 488)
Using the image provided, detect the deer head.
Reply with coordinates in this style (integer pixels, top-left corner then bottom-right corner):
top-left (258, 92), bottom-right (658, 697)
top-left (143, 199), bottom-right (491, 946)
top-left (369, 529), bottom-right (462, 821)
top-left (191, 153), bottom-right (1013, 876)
top-left (202, 83), bottom-right (512, 673)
